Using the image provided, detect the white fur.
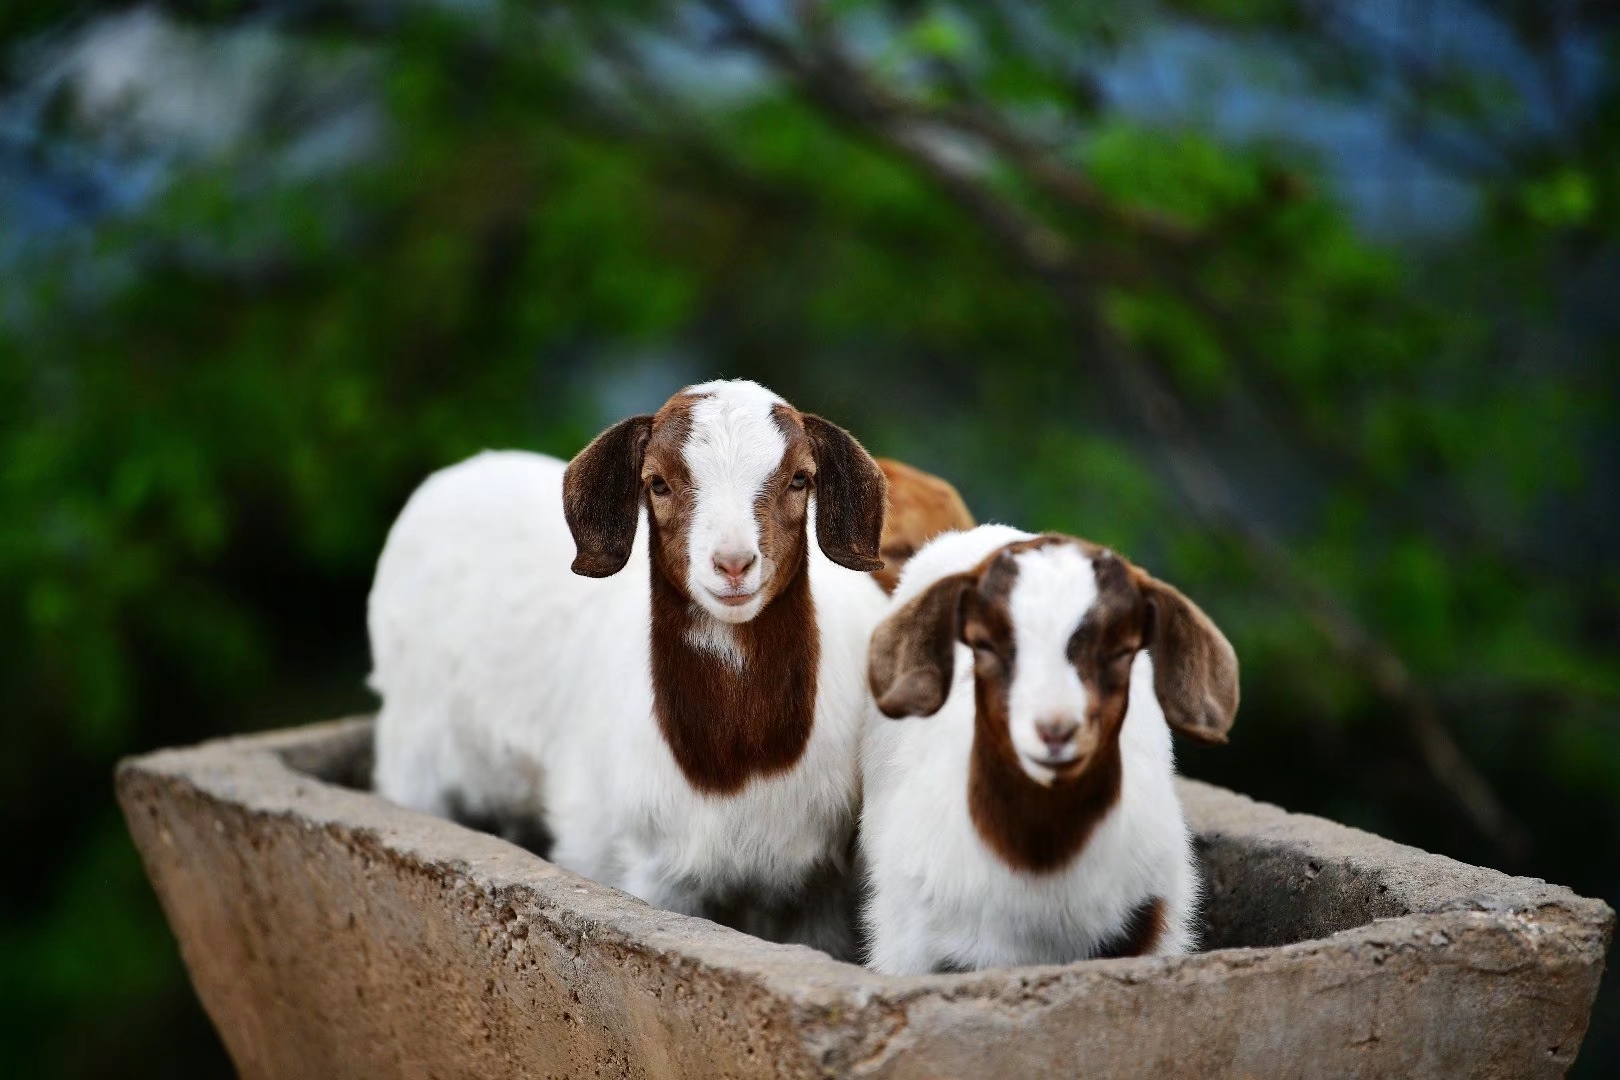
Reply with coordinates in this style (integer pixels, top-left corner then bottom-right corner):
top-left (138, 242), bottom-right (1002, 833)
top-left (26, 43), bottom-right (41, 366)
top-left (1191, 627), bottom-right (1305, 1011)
top-left (1005, 543), bottom-right (1100, 782)
top-left (682, 380), bottom-right (788, 624)
top-left (369, 381), bottom-right (888, 938)
top-left (861, 525), bottom-right (1199, 974)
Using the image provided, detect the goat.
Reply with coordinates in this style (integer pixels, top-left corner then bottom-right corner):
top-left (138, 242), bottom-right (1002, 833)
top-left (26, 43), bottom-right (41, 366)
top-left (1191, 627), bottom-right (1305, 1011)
top-left (369, 379), bottom-right (895, 956)
top-left (859, 525), bottom-right (1239, 974)
top-left (871, 458), bottom-right (975, 594)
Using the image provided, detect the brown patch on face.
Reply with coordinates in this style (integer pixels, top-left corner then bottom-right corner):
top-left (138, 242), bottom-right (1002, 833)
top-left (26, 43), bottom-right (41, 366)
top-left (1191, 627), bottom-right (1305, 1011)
top-left (747, 404), bottom-right (817, 610)
top-left (1056, 547), bottom-right (1152, 772)
top-left (870, 459), bottom-right (976, 594)
top-left (638, 393), bottom-right (701, 593)
top-left (1093, 896), bottom-right (1167, 959)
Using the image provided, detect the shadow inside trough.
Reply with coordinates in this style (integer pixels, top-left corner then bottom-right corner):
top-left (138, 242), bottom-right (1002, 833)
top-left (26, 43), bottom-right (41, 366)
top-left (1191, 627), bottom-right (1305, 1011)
top-left (279, 723), bottom-right (376, 793)
top-left (278, 725), bottom-right (1407, 956)
top-left (1193, 833), bottom-right (1408, 951)
top-left (277, 722), bottom-right (558, 857)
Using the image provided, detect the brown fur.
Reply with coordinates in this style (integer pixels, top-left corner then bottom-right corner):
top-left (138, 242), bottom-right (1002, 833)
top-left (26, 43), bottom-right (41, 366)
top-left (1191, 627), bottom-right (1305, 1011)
top-left (638, 394), bottom-right (701, 591)
top-left (648, 542), bottom-right (820, 796)
top-left (867, 569), bottom-right (976, 720)
top-left (867, 533), bottom-right (1239, 874)
top-left (1128, 566), bottom-right (1240, 745)
top-left (802, 414), bottom-right (887, 573)
top-left (871, 459), bottom-right (975, 594)
top-left (564, 388), bottom-right (890, 794)
top-left (561, 414), bottom-right (655, 578)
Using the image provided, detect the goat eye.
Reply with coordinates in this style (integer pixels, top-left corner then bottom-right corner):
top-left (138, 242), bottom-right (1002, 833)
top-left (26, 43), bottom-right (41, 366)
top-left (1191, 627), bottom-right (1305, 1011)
top-left (649, 476), bottom-right (670, 496)
top-left (789, 471), bottom-right (809, 491)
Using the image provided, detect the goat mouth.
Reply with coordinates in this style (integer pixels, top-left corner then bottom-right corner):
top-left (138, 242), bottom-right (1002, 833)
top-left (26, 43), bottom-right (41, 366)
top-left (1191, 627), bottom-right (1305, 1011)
top-left (707, 588), bottom-right (758, 607)
top-left (1022, 751), bottom-right (1085, 774)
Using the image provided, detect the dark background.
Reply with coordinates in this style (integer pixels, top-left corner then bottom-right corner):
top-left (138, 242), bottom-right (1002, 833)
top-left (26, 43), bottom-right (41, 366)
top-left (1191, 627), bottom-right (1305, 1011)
top-left (3, 1), bottom-right (1617, 1076)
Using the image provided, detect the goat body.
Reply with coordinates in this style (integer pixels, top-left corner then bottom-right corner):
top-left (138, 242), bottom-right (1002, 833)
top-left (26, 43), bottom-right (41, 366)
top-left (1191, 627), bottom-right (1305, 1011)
top-left (860, 526), bottom-right (1238, 974)
top-left (370, 381), bottom-right (893, 953)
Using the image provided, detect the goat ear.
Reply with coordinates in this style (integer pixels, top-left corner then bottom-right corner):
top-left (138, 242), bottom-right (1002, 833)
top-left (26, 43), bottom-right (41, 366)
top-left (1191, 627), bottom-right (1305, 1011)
top-left (803, 414), bottom-right (887, 573)
top-left (868, 573), bottom-right (974, 718)
top-left (1133, 570), bottom-right (1239, 745)
top-left (562, 415), bottom-right (653, 578)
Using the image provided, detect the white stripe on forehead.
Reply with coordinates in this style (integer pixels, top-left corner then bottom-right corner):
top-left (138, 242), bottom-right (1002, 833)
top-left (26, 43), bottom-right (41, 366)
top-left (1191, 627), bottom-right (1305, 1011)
top-left (680, 381), bottom-right (790, 492)
top-left (1007, 544), bottom-right (1099, 678)
top-left (999, 542), bottom-right (1102, 777)
top-left (680, 382), bottom-right (791, 582)
top-left (682, 378), bottom-right (784, 407)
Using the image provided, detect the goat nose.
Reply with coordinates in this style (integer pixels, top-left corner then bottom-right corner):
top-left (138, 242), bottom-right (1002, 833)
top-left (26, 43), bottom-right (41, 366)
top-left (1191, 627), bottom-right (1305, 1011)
top-left (1036, 715), bottom-right (1080, 750)
top-left (712, 551), bottom-right (757, 581)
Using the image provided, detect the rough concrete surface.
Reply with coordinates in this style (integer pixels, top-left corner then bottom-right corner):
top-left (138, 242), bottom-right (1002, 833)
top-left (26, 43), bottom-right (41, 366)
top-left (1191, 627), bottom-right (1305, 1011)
top-left (117, 718), bottom-right (1614, 1079)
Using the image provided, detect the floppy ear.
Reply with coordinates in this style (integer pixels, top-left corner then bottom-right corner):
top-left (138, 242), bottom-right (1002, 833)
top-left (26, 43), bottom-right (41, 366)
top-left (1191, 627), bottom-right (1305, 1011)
top-left (562, 415), bottom-right (653, 578)
top-left (1135, 571), bottom-right (1239, 745)
top-left (868, 573), bottom-right (975, 719)
top-left (803, 414), bottom-right (887, 573)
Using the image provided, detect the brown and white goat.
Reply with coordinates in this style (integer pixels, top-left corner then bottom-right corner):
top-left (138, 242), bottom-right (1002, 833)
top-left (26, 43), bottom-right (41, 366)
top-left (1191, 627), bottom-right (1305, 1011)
top-left (369, 379), bottom-right (895, 956)
top-left (859, 525), bottom-right (1238, 974)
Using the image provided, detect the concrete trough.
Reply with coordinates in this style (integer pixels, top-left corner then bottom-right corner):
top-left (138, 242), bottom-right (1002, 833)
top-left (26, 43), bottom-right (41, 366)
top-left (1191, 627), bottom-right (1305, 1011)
top-left (117, 718), bottom-right (1613, 1079)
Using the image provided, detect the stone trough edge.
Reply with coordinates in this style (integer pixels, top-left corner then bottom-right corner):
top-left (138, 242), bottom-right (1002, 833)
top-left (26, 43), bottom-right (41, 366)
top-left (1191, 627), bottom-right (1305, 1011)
top-left (115, 717), bottom-right (1616, 1079)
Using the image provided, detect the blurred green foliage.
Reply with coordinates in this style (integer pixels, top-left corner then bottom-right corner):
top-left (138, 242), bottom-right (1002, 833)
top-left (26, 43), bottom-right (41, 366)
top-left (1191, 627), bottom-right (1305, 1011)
top-left (3, 0), bottom-right (1619, 1075)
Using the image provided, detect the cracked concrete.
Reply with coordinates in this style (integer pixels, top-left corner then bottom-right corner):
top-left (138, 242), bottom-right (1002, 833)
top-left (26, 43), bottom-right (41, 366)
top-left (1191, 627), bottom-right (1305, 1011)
top-left (118, 718), bottom-right (1613, 1079)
